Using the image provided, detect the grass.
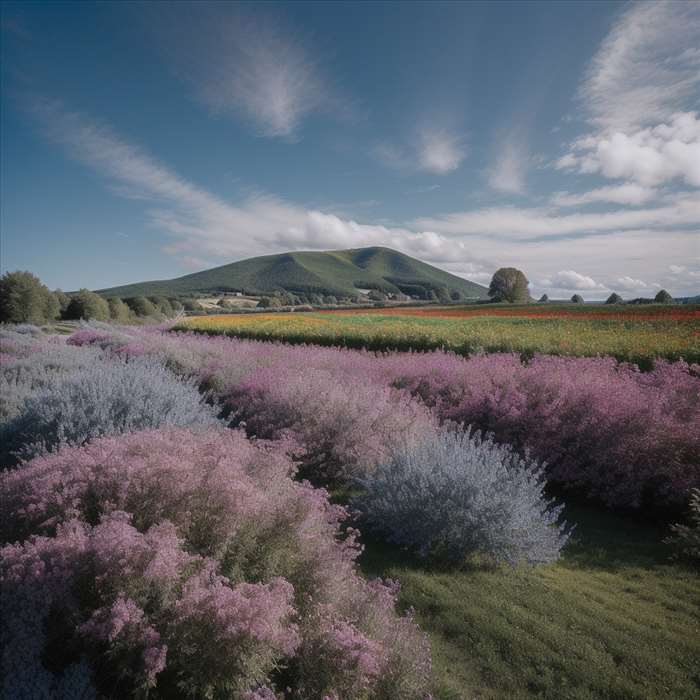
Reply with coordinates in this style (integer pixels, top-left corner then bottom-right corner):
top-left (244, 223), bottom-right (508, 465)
top-left (176, 304), bottom-right (700, 366)
top-left (360, 504), bottom-right (700, 699)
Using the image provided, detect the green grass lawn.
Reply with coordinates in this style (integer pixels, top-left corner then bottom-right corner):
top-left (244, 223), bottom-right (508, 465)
top-left (360, 505), bottom-right (700, 699)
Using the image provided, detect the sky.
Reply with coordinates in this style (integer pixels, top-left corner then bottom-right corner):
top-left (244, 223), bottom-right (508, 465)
top-left (1, 0), bottom-right (699, 299)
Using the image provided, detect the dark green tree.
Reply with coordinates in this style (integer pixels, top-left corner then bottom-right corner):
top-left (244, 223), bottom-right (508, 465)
top-left (488, 268), bottom-right (530, 303)
top-left (53, 289), bottom-right (71, 316)
top-left (125, 296), bottom-right (157, 317)
top-left (570, 294), bottom-right (584, 304)
top-left (108, 297), bottom-right (132, 323)
top-left (605, 293), bottom-right (624, 304)
top-left (654, 289), bottom-right (673, 304)
top-left (65, 289), bottom-right (110, 321)
top-left (538, 294), bottom-right (549, 303)
top-left (0, 271), bottom-right (61, 324)
top-left (149, 296), bottom-right (173, 316)
top-left (437, 287), bottom-right (452, 304)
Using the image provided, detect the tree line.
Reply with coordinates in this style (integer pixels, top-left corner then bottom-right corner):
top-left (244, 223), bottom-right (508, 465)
top-left (487, 267), bottom-right (673, 305)
top-left (0, 271), bottom-right (183, 325)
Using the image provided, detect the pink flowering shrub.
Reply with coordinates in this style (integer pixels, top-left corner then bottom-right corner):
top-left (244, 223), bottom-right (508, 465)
top-left (1, 429), bottom-right (432, 698)
top-left (68, 325), bottom-right (700, 508)
top-left (393, 354), bottom-right (700, 508)
top-left (226, 366), bottom-right (436, 482)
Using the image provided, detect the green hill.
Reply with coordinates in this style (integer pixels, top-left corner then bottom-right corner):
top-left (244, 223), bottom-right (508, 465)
top-left (97, 247), bottom-right (489, 300)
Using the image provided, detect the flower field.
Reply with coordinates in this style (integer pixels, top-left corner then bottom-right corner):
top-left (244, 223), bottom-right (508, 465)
top-left (176, 304), bottom-right (700, 366)
top-left (2, 322), bottom-right (699, 698)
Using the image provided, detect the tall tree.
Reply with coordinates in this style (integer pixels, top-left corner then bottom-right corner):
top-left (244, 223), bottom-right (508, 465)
top-left (605, 293), bottom-right (624, 304)
top-left (488, 268), bottom-right (530, 303)
top-left (654, 289), bottom-right (673, 303)
top-left (0, 270), bottom-right (59, 325)
top-left (571, 294), bottom-right (584, 304)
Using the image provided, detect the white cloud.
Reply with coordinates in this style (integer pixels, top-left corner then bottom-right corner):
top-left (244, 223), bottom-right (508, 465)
top-left (27, 98), bottom-right (477, 268)
top-left (564, 113), bottom-right (700, 188)
top-left (27, 99), bottom-right (700, 299)
top-left (615, 276), bottom-right (649, 290)
top-left (416, 128), bottom-right (465, 174)
top-left (669, 264), bottom-right (686, 274)
top-left (487, 139), bottom-right (528, 194)
top-left (413, 194), bottom-right (700, 239)
top-left (580, 1), bottom-right (700, 131)
top-left (556, 3), bottom-right (700, 190)
top-left (551, 183), bottom-right (657, 207)
top-left (540, 270), bottom-right (607, 291)
top-left (554, 153), bottom-right (578, 170)
top-left (375, 126), bottom-right (465, 175)
top-left (150, 4), bottom-right (336, 138)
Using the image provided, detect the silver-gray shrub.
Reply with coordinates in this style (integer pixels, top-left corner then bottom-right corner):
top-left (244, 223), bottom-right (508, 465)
top-left (355, 428), bottom-right (571, 566)
top-left (2, 354), bottom-right (220, 464)
top-left (0, 339), bottom-right (100, 423)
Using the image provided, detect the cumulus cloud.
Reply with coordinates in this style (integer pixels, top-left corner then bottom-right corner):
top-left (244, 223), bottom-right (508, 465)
top-left (615, 276), bottom-right (650, 291)
top-left (540, 270), bottom-right (607, 291)
top-left (148, 3), bottom-right (338, 138)
top-left (556, 2), bottom-right (700, 189)
top-left (550, 183), bottom-right (657, 207)
top-left (560, 112), bottom-right (700, 188)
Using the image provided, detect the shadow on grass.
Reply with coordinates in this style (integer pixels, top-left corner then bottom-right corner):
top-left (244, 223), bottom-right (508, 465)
top-left (358, 501), bottom-right (682, 580)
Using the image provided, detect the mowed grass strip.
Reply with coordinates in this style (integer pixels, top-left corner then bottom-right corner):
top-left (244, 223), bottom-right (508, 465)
top-left (177, 309), bottom-right (700, 366)
top-left (360, 506), bottom-right (700, 699)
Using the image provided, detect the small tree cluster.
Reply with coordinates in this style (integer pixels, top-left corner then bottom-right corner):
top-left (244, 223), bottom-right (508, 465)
top-left (0, 271), bottom-right (60, 325)
top-left (64, 289), bottom-right (110, 321)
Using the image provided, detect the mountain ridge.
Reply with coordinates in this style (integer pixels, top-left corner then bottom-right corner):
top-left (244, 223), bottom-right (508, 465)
top-left (97, 247), bottom-right (489, 300)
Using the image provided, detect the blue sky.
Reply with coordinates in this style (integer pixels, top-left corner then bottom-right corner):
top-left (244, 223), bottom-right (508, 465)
top-left (1, 0), bottom-right (699, 298)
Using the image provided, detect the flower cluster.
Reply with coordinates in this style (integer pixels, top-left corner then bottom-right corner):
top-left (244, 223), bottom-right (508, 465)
top-left (71, 325), bottom-right (699, 508)
top-left (1, 428), bottom-right (432, 698)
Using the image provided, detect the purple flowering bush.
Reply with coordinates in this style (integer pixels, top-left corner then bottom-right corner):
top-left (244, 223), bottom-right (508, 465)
top-left (1, 428), bottom-right (432, 698)
top-left (225, 366), bottom-right (436, 483)
top-left (392, 353), bottom-right (700, 508)
top-left (68, 325), bottom-right (700, 507)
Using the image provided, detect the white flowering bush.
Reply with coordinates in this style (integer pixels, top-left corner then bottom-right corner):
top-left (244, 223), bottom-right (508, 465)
top-left (355, 429), bottom-right (572, 566)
